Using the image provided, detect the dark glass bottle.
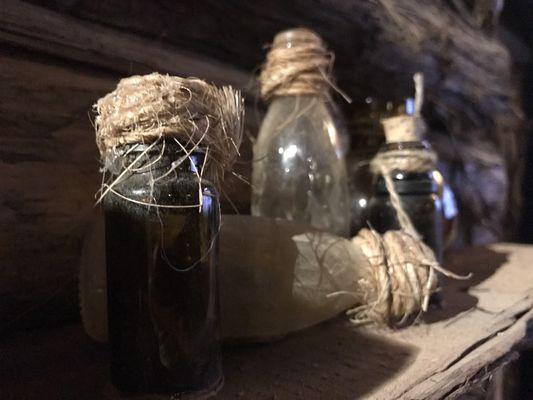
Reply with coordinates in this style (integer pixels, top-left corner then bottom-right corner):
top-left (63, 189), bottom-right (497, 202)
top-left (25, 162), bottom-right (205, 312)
top-left (103, 141), bottom-right (222, 395)
top-left (347, 97), bottom-right (397, 235)
top-left (366, 141), bottom-right (444, 262)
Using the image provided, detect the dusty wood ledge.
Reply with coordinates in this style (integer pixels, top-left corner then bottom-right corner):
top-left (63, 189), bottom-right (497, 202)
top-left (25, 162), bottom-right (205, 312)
top-left (2, 243), bottom-right (533, 399)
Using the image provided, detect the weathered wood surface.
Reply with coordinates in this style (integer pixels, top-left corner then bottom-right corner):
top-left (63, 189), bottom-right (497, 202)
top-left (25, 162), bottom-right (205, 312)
top-left (2, 243), bottom-right (532, 399)
top-left (0, 51), bottom-right (114, 330)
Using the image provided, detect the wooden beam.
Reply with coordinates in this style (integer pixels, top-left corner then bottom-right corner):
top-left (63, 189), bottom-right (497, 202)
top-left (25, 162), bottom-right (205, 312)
top-left (0, 0), bottom-right (252, 91)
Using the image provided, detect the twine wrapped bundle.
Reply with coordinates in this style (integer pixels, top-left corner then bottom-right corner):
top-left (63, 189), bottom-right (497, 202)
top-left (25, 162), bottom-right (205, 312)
top-left (94, 73), bottom-right (244, 193)
top-left (349, 229), bottom-right (438, 326)
top-left (321, 226), bottom-right (470, 327)
top-left (259, 28), bottom-right (347, 101)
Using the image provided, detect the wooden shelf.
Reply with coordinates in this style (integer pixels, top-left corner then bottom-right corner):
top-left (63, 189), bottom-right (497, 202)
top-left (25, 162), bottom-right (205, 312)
top-left (2, 243), bottom-right (533, 399)
top-left (4, 244), bottom-right (533, 399)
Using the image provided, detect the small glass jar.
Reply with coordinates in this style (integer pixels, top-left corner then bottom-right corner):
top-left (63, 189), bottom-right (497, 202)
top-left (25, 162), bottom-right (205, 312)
top-left (103, 141), bottom-right (222, 395)
top-left (366, 141), bottom-right (444, 262)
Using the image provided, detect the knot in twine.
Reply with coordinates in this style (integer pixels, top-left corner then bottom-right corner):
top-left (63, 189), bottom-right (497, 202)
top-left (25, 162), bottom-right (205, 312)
top-left (348, 228), bottom-right (469, 327)
top-left (94, 73), bottom-right (244, 185)
top-left (259, 28), bottom-right (343, 101)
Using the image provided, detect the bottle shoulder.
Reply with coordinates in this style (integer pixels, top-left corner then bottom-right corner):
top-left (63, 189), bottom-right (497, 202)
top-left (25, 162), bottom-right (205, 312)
top-left (255, 96), bottom-right (343, 160)
top-left (104, 171), bottom-right (217, 208)
top-left (261, 95), bottom-right (333, 126)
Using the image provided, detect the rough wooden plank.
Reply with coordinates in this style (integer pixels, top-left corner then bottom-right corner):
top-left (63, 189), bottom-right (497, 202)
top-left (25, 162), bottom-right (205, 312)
top-left (0, 52), bottom-right (114, 330)
top-left (0, 0), bottom-right (251, 90)
top-left (1, 244), bottom-right (532, 399)
top-left (404, 308), bottom-right (533, 399)
top-left (358, 243), bottom-right (533, 399)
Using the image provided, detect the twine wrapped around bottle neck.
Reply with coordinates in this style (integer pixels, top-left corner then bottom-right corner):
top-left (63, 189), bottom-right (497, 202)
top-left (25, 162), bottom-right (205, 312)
top-left (371, 73), bottom-right (431, 236)
top-left (94, 73), bottom-right (244, 187)
top-left (370, 117), bottom-right (437, 237)
top-left (259, 28), bottom-right (335, 101)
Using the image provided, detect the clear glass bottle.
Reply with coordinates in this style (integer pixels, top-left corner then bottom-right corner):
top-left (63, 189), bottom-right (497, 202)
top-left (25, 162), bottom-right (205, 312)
top-left (251, 29), bottom-right (350, 237)
top-left (103, 141), bottom-right (222, 395)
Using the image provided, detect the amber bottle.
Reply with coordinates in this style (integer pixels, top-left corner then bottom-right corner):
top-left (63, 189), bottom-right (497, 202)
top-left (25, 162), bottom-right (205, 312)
top-left (103, 141), bottom-right (222, 395)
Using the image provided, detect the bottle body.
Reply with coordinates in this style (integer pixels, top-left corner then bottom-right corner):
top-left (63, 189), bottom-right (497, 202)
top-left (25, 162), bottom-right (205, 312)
top-left (366, 142), bottom-right (444, 262)
top-left (346, 97), bottom-right (392, 235)
top-left (103, 143), bottom-right (222, 395)
top-left (251, 95), bottom-right (350, 236)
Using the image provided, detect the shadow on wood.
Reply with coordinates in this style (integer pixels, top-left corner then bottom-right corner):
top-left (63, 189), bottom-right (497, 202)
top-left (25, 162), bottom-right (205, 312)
top-left (0, 320), bottom-right (416, 400)
top-left (425, 246), bottom-right (510, 324)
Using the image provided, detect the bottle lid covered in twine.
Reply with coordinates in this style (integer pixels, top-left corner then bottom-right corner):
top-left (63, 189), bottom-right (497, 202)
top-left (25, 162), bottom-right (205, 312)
top-left (259, 28), bottom-right (335, 101)
top-left (94, 73), bottom-right (244, 186)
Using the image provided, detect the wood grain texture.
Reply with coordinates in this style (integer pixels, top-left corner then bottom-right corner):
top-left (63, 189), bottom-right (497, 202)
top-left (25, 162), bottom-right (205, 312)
top-left (0, 51), bottom-right (114, 329)
top-left (0, 0), bottom-right (251, 90)
top-left (1, 243), bottom-right (533, 399)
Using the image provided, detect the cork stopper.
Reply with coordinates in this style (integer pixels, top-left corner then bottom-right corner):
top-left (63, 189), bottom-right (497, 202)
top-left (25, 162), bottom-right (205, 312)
top-left (381, 115), bottom-right (426, 143)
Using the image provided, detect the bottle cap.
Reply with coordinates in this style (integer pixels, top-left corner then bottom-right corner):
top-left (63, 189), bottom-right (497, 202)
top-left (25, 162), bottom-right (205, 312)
top-left (381, 115), bottom-right (425, 143)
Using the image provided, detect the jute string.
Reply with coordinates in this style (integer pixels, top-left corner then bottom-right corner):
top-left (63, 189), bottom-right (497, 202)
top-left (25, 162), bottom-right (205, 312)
top-left (342, 228), bottom-right (470, 326)
top-left (94, 73), bottom-right (244, 203)
top-left (259, 28), bottom-right (349, 102)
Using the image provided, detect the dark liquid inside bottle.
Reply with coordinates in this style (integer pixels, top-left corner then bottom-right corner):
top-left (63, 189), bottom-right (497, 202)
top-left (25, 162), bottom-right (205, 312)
top-left (367, 141), bottom-right (444, 308)
top-left (103, 142), bottom-right (222, 395)
top-left (366, 141), bottom-right (444, 262)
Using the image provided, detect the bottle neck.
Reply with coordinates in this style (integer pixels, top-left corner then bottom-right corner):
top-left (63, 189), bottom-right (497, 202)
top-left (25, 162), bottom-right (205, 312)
top-left (269, 92), bottom-right (328, 103)
top-left (107, 140), bottom-right (206, 177)
top-left (379, 140), bottom-right (430, 153)
top-left (374, 140), bottom-right (438, 194)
